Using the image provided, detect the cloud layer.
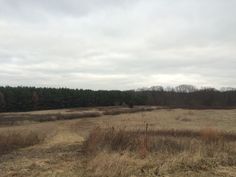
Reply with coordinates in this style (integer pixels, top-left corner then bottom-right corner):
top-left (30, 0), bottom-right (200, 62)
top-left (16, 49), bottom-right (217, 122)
top-left (0, 0), bottom-right (236, 90)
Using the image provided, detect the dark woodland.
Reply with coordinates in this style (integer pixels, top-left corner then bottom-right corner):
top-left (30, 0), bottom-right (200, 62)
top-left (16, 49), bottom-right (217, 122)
top-left (0, 85), bottom-right (236, 112)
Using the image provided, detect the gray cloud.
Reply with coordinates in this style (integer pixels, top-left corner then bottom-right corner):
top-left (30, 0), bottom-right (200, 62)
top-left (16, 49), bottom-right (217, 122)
top-left (0, 0), bottom-right (236, 90)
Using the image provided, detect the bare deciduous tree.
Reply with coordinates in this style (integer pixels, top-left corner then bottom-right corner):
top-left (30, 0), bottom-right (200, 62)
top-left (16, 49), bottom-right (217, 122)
top-left (175, 85), bottom-right (197, 93)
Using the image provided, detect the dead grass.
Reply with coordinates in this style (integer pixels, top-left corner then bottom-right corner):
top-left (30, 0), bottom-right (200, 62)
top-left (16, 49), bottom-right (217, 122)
top-left (85, 149), bottom-right (236, 177)
top-left (82, 127), bottom-right (236, 177)
top-left (0, 108), bottom-right (236, 177)
top-left (86, 152), bottom-right (146, 177)
top-left (97, 109), bottom-right (236, 132)
top-left (0, 130), bottom-right (46, 155)
top-left (180, 117), bottom-right (192, 122)
top-left (83, 127), bottom-right (236, 160)
top-left (0, 106), bottom-right (156, 125)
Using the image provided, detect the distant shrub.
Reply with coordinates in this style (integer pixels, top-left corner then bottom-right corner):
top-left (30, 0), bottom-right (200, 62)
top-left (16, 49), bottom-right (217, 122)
top-left (103, 107), bottom-right (154, 116)
top-left (128, 102), bottom-right (134, 108)
top-left (200, 127), bottom-right (220, 142)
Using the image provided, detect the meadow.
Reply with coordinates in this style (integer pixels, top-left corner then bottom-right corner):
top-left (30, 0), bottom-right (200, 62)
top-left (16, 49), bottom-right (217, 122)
top-left (0, 107), bottom-right (236, 177)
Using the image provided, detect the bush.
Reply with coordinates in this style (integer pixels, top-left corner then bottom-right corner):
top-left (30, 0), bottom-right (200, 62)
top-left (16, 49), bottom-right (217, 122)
top-left (200, 127), bottom-right (220, 142)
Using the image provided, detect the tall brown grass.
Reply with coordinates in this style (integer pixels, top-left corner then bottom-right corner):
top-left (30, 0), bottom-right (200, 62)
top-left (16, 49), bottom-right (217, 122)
top-left (83, 127), bottom-right (236, 158)
top-left (82, 127), bottom-right (236, 177)
top-left (0, 130), bottom-right (45, 155)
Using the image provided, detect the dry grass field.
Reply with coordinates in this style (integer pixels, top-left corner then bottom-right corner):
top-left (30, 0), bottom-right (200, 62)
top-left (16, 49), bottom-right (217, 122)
top-left (0, 107), bottom-right (236, 177)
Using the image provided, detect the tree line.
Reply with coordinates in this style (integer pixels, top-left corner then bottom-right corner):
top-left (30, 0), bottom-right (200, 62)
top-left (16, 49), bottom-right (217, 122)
top-left (0, 85), bottom-right (236, 112)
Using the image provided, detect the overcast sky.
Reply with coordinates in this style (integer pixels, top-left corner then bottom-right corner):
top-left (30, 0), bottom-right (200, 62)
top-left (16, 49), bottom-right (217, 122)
top-left (0, 0), bottom-right (236, 90)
